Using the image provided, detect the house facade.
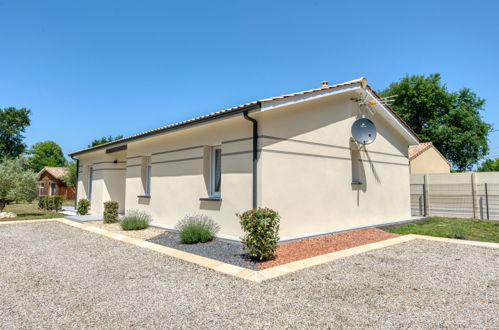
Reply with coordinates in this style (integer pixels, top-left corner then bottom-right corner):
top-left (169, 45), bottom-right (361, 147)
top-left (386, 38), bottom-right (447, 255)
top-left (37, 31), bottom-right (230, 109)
top-left (38, 167), bottom-right (75, 200)
top-left (409, 142), bottom-right (450, 174)
top-left (69, 78), bottom-right (419, 240)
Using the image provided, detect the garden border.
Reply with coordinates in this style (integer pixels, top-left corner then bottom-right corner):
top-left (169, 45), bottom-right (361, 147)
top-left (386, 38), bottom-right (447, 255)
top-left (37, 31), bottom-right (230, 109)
top-left (2, 218), bottom-right (498, 282)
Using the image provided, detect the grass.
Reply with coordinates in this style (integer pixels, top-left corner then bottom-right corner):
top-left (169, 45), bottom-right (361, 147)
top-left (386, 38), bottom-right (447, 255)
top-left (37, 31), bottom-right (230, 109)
top-left (386, 217), bottom-right (499, 243)
top-left (1, 202), bottom-right (66, 221)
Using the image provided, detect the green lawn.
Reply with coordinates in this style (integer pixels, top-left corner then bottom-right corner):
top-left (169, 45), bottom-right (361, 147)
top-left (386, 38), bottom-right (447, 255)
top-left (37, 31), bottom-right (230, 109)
top-left (386, 217), bottom-right (499, 243)
top-left (1, 202), bottom-right (66, 221)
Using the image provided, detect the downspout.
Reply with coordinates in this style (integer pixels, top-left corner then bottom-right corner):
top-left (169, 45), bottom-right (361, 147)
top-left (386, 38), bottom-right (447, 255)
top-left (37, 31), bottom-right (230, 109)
top-left (72, 156), bottom-right (79, 209)
top-left (243, 110), bottom-right (258, 209)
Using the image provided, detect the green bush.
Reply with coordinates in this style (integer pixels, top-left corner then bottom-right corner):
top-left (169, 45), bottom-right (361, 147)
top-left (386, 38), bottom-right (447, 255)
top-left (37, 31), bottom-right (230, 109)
top-left (46, 196), bottom-right (55, 210)
top-left (175, 214), bottom-right (220, 244)
top-left (38, 196), bottom-right (49, 210)
top-left (120, 210), bottom-right (151, 230)
top-left (77, 199), bottom-right (90, 215)
top-left (103, 201), bottom-right (119, 223)
top-left (51, 195), bottom-right (63, 211)
top-left (238, 207), bottom-right (280, 261)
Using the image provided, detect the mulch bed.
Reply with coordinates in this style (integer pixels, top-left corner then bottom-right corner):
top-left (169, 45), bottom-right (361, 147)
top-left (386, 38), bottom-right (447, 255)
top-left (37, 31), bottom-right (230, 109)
top-left (260, 228), bottom-right (400, 269)
top-left (146, 227), bottom-right (399, 270)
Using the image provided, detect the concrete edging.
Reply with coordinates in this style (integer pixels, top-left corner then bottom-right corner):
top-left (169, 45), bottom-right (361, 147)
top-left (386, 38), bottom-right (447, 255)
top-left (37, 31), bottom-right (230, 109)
top-left (2, 218), bottom-right (498, 282)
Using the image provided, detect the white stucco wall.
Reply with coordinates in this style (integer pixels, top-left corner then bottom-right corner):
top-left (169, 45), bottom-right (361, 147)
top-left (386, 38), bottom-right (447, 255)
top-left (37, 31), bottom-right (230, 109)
top-left (258, 91), bottom-right (411, 237)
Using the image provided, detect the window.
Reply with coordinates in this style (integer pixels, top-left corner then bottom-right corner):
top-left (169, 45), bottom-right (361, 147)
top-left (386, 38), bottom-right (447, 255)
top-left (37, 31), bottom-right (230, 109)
top-left (39, 183), bottom-right (45, 189)
top-left (210, 146), bottom-right (222, 197)
top-left (140, 156), bottom-right (152, 197)
top-left (50, 183), bottom-right (57, 195)
top-left (145, 160), bottom-right (152, 195)
top-left (87, 166), bottom-right (93, 199)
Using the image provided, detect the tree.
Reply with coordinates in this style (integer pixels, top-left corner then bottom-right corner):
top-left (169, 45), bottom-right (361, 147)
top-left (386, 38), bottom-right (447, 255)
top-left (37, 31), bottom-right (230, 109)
top-left (0, 157), bottom-right (38, 212)
top-left (60, 160), bottom-right (77, 187)
top-left (0, 107), bottom-right (31, 159)
top-left (88, 135), bottom-right (123, 147)
top-left (381, 74), bottom-right (491, 171)
top-left (27, 141), bottom-right (67, 172)
top-left (477, 158), bottom-right (499, 172)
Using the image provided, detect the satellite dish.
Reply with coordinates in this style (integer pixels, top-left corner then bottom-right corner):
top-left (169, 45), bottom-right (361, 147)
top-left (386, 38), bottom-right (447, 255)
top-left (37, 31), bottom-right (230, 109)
top-left (352, 118), bottom-right (377, 145)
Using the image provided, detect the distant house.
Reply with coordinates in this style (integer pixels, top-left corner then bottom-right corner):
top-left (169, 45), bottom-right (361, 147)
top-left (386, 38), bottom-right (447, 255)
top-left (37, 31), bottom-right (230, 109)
top-left (38, 167), bottom-right (75, 200)
top-left (409, 142), bottom-right (450, 174)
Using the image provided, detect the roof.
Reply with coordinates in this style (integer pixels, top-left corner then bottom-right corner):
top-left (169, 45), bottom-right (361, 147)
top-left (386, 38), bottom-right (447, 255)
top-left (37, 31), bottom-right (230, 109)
top-left (409, 142), bottom-right (450, 165)
top-left (38, 167), bottom-right (68, 179)
top-left (69, 77), bottom-right (419, 157)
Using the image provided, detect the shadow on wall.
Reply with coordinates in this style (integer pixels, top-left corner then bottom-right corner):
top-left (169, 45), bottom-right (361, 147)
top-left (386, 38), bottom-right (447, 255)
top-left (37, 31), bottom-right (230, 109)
top-left (138, 197), bottom-right (150, 205)
top-left (361, 148), bottom-right (381, 184)
top-left (199, 201), bottom-right (222, 211)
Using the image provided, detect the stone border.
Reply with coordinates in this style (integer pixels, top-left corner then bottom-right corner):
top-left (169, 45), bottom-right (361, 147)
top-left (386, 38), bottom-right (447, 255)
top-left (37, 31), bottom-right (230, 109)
top-left (2, 218), bottom-right (498, 282)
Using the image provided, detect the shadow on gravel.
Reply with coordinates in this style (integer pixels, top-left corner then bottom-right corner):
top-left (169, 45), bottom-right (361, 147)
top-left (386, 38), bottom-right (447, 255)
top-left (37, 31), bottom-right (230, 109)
top-left (147, 232), bottom-right (260, 270)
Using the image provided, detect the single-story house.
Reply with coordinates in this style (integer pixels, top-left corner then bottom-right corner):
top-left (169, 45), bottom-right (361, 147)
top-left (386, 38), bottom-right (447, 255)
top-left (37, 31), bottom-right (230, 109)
top-left (409, 142), bottom-right (450, 174)
top-left (38, 167), bottom-right (75, 200)
top-left (69, 77), bottom-right (419, 240)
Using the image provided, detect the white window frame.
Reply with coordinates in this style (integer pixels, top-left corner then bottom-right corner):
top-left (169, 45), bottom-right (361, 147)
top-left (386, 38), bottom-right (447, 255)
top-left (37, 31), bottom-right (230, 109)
top-left (210, 146), bottom-right (222, 197)
top-left (50, 183), bottom-right (57, 196)
top-left (39, 182), bottom-right (45, 189)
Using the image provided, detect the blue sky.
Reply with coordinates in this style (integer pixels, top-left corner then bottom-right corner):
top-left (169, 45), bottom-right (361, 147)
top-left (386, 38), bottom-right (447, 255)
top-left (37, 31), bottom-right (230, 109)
top-left (1, 0), bottom-right (498, 161)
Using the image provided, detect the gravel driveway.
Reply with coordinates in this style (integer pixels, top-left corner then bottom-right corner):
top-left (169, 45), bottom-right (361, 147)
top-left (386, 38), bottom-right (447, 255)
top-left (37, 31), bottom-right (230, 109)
top-left (1, 221), bottom-right (498, 329)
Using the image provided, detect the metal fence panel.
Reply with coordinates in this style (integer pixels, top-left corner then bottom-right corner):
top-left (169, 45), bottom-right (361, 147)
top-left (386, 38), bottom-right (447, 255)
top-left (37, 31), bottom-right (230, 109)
top-left (476, 183), bottom-right (499, 220)
top-left (427, 183), bottom-right (474, 218)
top-left (410, 184), bottom-right (425, 216)
top-left (410, 174), bottom-right (499, 220)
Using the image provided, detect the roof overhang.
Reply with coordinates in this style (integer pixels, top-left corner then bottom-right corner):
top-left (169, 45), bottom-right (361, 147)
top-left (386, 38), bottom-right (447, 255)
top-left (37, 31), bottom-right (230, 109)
top-left (260, 83), bottom-right (363, 112)
top-left (69, 102), bottom-right (261, 157)
top-left (364, 88), bottom-right (420, 145)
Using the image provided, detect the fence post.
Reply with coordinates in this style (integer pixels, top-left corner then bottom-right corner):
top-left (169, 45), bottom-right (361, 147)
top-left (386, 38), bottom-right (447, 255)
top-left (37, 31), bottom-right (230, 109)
top-left (485, 183), bottom-right (490, 220)
top-left (471, 173), bottom-right (477, 219)
top-left (423, 174), bottom-right (430, 216)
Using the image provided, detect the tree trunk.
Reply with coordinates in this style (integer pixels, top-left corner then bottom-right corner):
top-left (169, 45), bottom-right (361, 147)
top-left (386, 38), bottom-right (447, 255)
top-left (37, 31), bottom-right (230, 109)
top-left (0, 200), bottom-right (6, 212)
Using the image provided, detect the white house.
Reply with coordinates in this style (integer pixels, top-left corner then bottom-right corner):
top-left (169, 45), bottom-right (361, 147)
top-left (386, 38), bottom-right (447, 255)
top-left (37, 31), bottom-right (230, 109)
top-left (69, 77), bottom-right (419, 240)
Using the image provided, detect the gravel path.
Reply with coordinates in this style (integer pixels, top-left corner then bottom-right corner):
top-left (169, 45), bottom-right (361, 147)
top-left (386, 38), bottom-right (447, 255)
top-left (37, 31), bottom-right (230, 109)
top-left (148, 231), bottom-right (259, 270)
top-left (1, 221), bottom-right (498, 329)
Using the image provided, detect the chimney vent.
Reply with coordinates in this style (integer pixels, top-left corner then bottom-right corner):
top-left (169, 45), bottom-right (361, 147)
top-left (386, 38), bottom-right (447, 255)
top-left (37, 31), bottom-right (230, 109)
top-left (321, 81), bottom-right (328, 88)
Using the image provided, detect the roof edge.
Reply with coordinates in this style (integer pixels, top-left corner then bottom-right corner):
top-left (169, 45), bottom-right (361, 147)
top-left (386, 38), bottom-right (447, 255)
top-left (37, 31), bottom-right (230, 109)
top-left (69, 102), bottom-right (261, 157)
top-left (410, 142), bottom-right (451, 166)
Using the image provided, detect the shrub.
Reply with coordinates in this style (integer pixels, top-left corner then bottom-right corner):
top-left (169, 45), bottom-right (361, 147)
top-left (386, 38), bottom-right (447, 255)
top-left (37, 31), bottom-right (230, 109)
top-left (46, 196), bottom-right (55, 210)
top-left (51, 195), bottom-right (63, 211)
top-left (238, 207), bottom-right (280, 261)
top-left (448, 224), bottom-right (467, 240)
top-left (38, 196), bottom-right (49, 210)
top-left (120, 210), bottom-right (151, 230)
top-left (77, 199), bottom-right (90, 215)
top-left (103, 201), bottom-right (119, 223)
top-left (175, 214), bottom-right (220, 244)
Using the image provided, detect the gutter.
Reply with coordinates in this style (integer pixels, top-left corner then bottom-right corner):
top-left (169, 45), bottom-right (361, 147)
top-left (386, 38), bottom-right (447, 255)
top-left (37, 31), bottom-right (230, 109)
top-left (71, 156), bottom-right (79, 209)
top-left (243, 110), bottom-right (258, 209)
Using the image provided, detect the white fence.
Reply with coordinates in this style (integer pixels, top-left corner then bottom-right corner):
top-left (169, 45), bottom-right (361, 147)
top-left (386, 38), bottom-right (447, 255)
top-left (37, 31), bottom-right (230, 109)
top-left (410, 172), bottom-right (499, 220)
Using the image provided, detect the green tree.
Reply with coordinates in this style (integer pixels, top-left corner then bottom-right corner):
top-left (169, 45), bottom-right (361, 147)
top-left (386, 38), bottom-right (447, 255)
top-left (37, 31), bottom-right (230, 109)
top-left (27, 141), bottom-right (67, 172)
top-left (60, 160), bottom-right (77, 187)
top-left (381, 74), bottom-right (491, 171)
top-left (0, 107), bottom-right (31, 159)
top-left (477, 158), bottom-right (499, 172)
top-left (0, 157), bottom-right (38, 212)
top-left (88, 135), bottom-right (123, 147)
